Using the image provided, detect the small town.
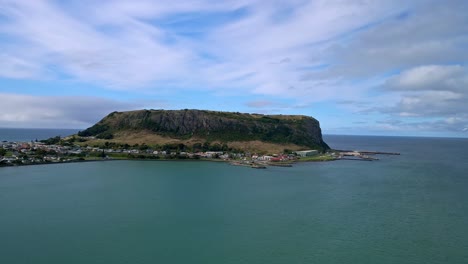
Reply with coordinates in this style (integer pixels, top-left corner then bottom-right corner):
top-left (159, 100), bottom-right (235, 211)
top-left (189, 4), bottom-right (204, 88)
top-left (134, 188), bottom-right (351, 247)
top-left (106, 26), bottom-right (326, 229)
top-left (0, 136), bottom-right (341, 168)
top-left (0, 136), bottom-right (400, 169)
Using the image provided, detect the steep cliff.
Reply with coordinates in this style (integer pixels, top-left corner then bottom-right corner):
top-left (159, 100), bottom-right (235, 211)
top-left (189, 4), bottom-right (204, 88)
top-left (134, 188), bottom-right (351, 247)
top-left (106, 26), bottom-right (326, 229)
top-left (78, 109), bottom-right (329, 151)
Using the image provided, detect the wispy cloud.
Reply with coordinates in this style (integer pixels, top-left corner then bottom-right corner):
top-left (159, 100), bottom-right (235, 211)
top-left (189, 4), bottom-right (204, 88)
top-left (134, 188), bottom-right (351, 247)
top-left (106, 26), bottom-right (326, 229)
top-left (383, 65), bottom-right (468, 93)
top-left (0, 0), bottom-right (467, 135)
top-left (245, 100), bottom-right (275, 108)
top-left (0, 0), bottom-right (407, 93)
top-left (373, 64), bottom-right (468, 132)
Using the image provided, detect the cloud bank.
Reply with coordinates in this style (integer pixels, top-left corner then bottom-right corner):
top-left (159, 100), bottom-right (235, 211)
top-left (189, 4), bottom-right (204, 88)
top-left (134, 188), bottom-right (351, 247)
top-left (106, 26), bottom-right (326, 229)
top-left (0, 0), bottom-right (467, 135)
top-left (0, 93), bottom-right (144, 128)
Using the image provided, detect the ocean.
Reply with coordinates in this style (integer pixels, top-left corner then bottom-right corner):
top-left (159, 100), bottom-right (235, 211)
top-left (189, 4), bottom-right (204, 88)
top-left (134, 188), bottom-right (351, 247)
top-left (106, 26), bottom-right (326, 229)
top-left (1, 132), bottom-right (468, 263)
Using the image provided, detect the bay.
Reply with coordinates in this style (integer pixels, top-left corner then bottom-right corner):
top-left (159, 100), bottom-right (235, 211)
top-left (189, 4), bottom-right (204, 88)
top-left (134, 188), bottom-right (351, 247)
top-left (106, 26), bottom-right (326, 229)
top-left (1, 135), bottom-right (468, 263)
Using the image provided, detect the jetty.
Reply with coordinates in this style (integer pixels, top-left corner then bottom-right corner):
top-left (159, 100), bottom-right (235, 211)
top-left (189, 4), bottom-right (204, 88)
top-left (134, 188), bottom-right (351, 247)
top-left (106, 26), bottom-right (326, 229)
top-left (335, 150), bottom-right (400, 155)
top-left (335, 149), bottom-right (399, 161)
top-left (358, 151), bottom-right (400, 155)
top-left (230, 161), bottom-right (267, 169)
top-left (251, 164), bottom-right (267, 169)
top-left (267, 162), bottom-right (293, 167)
top-left (340, 157), bottom-right (377, 161)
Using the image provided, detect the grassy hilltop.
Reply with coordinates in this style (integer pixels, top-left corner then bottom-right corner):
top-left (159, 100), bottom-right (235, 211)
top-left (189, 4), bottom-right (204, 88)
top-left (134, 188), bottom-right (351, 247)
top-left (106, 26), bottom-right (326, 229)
top-left (77, 109), bottom-right (329, 153)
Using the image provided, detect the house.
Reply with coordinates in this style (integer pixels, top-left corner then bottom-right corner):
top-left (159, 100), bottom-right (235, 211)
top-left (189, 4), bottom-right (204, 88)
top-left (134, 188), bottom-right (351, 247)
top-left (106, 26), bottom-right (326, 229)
top-left (205, 151), bottom-right (223, 158)
top-left (258, 155), bottom-right (272, 161)
top-left (1, 157), bottom-right (18, 164)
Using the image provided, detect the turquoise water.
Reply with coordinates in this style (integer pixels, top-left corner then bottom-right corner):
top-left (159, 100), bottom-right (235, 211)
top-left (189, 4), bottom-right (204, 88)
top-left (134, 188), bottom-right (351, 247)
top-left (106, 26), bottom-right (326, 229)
top-left (1, 135), bottom-right (468, 263)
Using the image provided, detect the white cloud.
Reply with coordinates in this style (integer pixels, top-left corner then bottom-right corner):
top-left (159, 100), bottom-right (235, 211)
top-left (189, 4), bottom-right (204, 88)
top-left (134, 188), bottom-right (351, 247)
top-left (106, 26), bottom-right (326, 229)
top-left (0, 0), bottom-right (193, 88)
top-left (364, 64), bottom-right (468, 134)
top-left (245, 100), bottom-right (274, 108)
top-left (380, 64), bottom-right (468, 118)
top-left (0, 0), bottom-right (409, 95)
top-left (0, 0), bottom-right (467, 135)
top-left (385, 65), bottom-right (468, 92)
top-left (305, 0), bottom-right (468, 81)
top-left (0, 93), bottom-right (150, 128)
top-left (0, 54), bottom-right (43, 79)
top-left (201, 0), bottom-right (404, 98)
top-left (395, 91), bottom-right (464, 116)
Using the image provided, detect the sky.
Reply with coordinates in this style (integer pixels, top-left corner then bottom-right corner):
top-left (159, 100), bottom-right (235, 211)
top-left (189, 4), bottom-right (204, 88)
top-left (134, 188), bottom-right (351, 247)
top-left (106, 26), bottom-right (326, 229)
top-left (0, 0), bottom-right (467, 137)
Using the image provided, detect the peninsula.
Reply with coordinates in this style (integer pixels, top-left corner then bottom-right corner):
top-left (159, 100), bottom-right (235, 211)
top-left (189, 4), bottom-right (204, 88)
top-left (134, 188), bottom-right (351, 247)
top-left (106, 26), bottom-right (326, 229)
top-left (77, 109), bottom-right (330, 153)
top-left (1, 109), bottom-right (336, 167)
top-left (1, 110), bottom-right (400, 168)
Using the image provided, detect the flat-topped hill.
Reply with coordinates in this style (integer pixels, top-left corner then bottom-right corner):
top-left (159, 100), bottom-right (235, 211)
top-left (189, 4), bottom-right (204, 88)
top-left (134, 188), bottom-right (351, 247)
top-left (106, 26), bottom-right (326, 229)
top-left (78, 109), bottom-right (329, 153)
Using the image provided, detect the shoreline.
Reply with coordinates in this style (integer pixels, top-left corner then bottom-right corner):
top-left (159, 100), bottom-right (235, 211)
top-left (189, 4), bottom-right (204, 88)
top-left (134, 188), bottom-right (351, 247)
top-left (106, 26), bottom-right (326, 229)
top-left (0, 157), bottom-right (247, 168)
top-left (1, 149), bottom-right (401, 169)
top-left (2, 131), bottom-right (402, 169)
top-left (0, 156), bottom-right (334, 169)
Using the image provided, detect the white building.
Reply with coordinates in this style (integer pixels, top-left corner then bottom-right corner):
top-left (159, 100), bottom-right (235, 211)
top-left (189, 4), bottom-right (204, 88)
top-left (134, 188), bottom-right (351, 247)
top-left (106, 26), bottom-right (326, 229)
top-left (295, 150), bottom-right (319, 157)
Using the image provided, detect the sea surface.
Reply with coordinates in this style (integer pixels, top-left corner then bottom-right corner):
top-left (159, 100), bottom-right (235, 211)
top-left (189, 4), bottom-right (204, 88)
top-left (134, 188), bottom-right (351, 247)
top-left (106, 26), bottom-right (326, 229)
top-left (0, 128), bottom-right (80, 142)
top-left (1, 134), bottom-right (468, 264)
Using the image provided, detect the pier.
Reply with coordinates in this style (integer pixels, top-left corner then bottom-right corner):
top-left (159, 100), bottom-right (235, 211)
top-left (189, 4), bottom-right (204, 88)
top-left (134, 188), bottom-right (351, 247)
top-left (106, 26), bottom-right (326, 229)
top-left (335, 150), bottom-right (400, 155)
top-left (358, 151), bottom-right (400, 155)
top-left (335, 149), bottom-right (400, 161)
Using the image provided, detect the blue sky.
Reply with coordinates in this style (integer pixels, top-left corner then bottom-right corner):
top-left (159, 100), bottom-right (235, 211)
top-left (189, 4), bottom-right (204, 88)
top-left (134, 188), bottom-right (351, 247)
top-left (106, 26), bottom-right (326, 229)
top-left (0, 0), bottom-right (467, 137)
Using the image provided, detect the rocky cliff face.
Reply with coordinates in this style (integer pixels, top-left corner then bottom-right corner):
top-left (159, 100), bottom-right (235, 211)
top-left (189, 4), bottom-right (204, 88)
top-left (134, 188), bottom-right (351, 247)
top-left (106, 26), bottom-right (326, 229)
top-left (79, 109), bottom-right (329, 150)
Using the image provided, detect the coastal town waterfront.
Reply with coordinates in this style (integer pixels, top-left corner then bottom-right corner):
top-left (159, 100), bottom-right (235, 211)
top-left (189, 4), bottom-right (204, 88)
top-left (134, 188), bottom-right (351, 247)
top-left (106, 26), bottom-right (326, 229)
top-left (0, 137), bottom-right (334, 167)
top-left (1, 134), bottom-right (399, 168)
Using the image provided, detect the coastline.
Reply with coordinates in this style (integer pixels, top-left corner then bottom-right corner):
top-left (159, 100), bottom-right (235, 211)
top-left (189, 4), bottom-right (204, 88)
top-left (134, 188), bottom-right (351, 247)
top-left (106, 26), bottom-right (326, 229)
top-left (0, 153), bottom-right (381, 169)
top-left (0, 156), bottom-right (330, 169)
top-left (1, 136), bottom-right (400, 169)
top-left (1, 148), bottom-right (403, 169)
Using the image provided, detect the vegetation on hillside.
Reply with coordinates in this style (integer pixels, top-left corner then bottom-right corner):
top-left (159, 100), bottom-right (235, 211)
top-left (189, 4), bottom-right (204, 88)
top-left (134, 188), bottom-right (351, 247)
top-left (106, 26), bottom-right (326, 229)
top-left (77, 109), bottom-right (329, 152)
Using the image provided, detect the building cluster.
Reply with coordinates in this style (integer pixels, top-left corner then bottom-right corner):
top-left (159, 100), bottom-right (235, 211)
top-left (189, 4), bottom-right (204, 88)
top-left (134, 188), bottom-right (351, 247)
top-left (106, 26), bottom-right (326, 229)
top-left (0, 141), bottom-right (80, 165)
top-left (1, 139), bottom-right (321, 166)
